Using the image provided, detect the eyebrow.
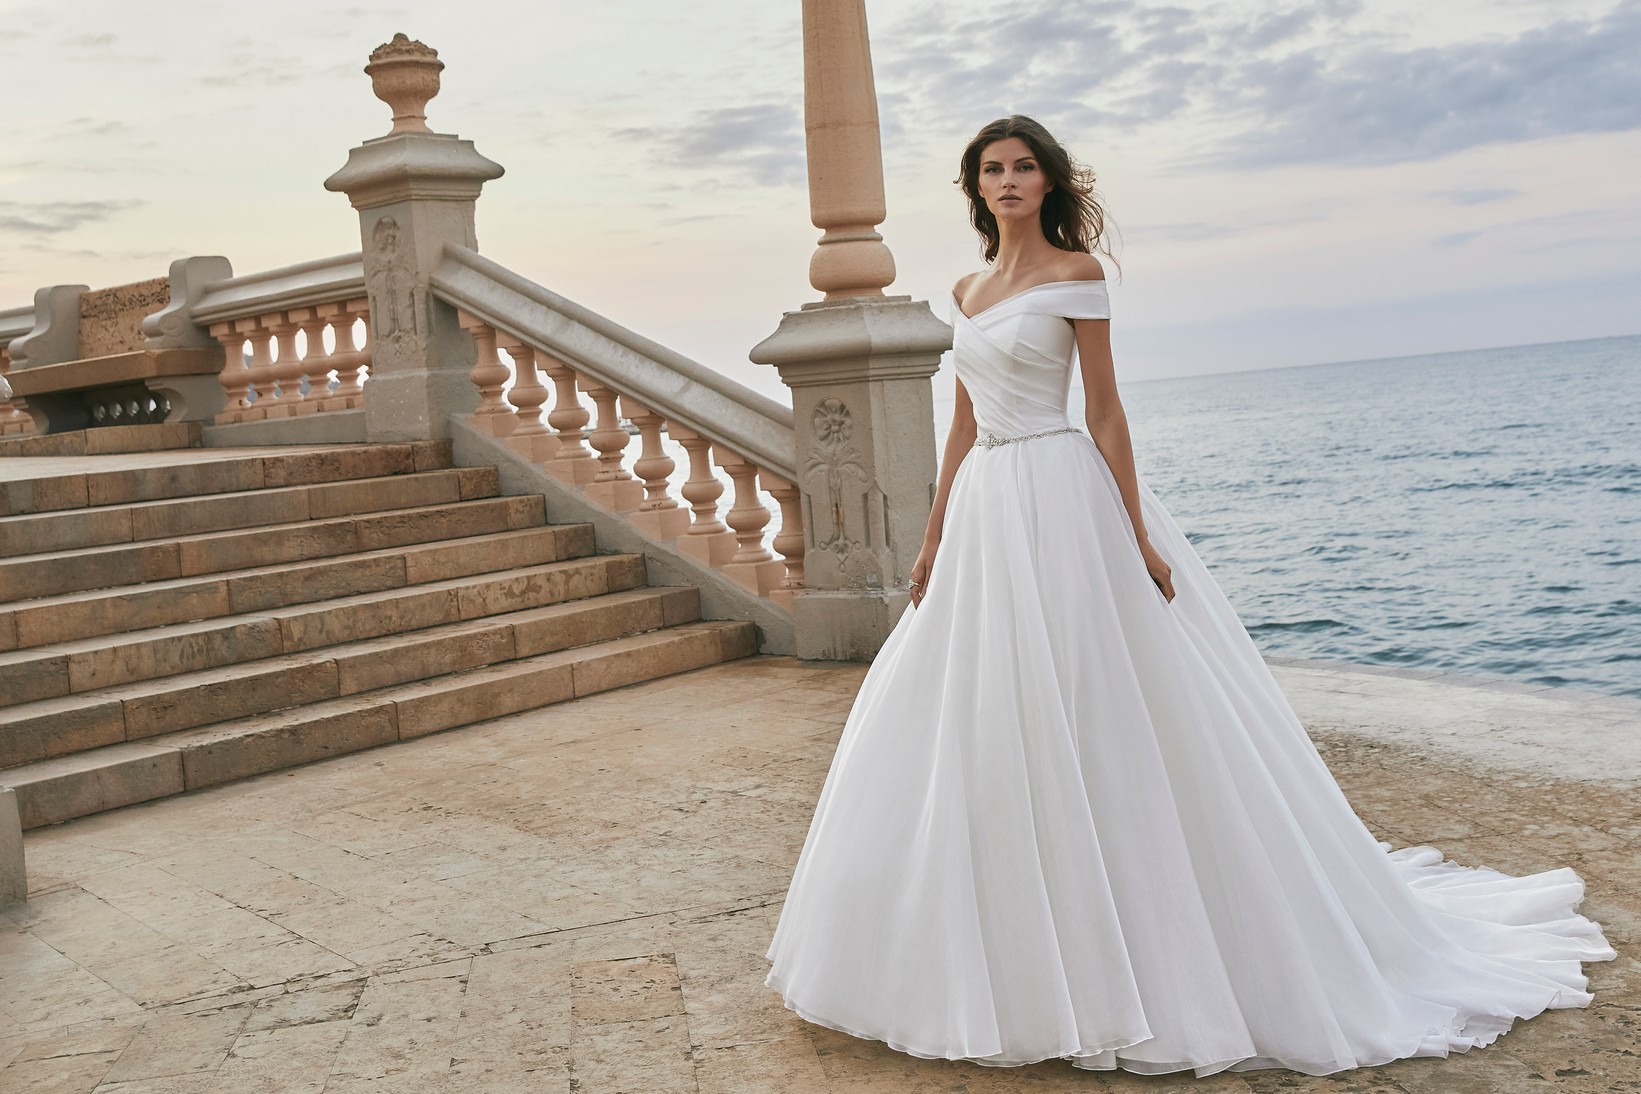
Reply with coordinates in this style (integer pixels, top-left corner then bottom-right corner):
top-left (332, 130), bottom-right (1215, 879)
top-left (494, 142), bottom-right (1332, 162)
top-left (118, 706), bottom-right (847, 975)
top-left (981, 155), bottom-right (1038, 166)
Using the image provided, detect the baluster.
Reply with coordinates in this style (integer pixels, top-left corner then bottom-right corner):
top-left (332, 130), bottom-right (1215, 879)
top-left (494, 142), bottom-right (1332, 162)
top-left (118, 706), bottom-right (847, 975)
top-left (716, 449), bottom-right (784, 594)
top-left (237, 317), bottom-right (275, 420)
top-left (581, 381), bottom-right (643, 512)
top-left (263, 312), bottom-right (303, 417)
top-left (318, 300), bottom-right (365, 411)
top-left (293, 307), bottom-right (333, 412)
top-left (623, 400), bottom-right (688, 539)
top-left (538, 352), bottom-right (598, 484)
top-left (210, 322), bottom-right (252, 423)
top-left (670, 425), bottom-right (736, 567)
top-left (497, 337), bottom-right (556, 461)
top-left (459, 313), bottom-right (515, 435)
top-left (764, 472), bottom-right (805, 611)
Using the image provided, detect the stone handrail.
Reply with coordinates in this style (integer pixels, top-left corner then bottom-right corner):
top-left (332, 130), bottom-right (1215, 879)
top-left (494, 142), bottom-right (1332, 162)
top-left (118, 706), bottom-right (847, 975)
top-left (189, 253), bottom-right (372, 425)
top-left (190, 253), bottom-right (365, 325)
top-left (430, 246), bottom-right (804, 609)
top-left (431, 245), bottom-right (794, 478)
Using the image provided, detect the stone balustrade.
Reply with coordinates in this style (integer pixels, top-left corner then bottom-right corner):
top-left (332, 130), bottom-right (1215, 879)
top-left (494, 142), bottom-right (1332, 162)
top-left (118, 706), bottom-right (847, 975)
top-left (190, 253), bottom-right (372, 425)
top-left (455, 310), bottom-right (803, 610)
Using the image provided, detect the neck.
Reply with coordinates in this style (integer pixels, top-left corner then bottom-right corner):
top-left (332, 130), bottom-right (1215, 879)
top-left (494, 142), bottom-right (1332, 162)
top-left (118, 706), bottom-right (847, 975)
top-left (992, 216), bottom-right (1057, 274)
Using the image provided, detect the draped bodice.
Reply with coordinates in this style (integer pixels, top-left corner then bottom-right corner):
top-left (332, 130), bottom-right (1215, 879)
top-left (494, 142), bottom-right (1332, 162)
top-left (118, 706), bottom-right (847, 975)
top-left (949, 279), bottom-right (1111, 436)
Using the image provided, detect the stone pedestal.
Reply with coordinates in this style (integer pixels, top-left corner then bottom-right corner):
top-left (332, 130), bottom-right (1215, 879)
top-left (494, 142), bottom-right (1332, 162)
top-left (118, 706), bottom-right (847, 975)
top-left (325, 135), bottom-right (502, 442)
top-left (1, 788), bottom-right (24, 909)
top-left (752, 295), bottom-right (948, 660)
top-left (324, 37), bottom-right (504, 444)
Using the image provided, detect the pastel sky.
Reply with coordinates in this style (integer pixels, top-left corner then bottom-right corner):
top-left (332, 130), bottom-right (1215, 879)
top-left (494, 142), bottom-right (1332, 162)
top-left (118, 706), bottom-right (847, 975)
top-left (3, 0), bottom-right (1638, 401)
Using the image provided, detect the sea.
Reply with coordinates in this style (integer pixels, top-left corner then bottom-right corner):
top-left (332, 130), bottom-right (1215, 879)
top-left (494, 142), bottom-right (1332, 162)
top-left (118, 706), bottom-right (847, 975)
top-left (937, 334), bottom-right (1641, 699)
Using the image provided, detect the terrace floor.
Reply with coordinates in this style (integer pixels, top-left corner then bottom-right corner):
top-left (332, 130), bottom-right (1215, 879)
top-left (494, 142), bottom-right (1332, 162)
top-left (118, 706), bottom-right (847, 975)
top-left (3, 655), bottom-right (1638, 1093)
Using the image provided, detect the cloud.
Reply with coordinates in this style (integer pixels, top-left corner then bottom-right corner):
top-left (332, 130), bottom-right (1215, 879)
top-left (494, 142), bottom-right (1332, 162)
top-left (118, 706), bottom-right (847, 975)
top-left (873, 0), bottom-right (1641, 170)
top-left (1219, 3), bottom-right (1641, 167)
top-left (0, 200), bottom-right (142, 236)
top-left (614, 103), bottom-right (805, 187)
top-left (1439, 188), bottom-right (1521, 206)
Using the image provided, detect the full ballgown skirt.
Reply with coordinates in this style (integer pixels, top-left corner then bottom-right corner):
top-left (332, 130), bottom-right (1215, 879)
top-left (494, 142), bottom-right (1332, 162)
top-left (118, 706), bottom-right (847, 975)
top-left (762, 279), bottom-right (1616, 1077)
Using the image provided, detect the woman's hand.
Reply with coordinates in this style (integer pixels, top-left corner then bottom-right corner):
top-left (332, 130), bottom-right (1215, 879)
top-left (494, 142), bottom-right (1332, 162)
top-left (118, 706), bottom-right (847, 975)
top-left (1139, 538), bottom-right (1176, 603)
top-left (908, 540), bottom-right (938, 608)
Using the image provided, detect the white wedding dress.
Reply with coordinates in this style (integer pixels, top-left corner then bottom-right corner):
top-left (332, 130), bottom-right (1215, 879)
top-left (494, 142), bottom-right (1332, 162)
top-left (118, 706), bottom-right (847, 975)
top-left (763, 278), bottom-right (1616, 1077)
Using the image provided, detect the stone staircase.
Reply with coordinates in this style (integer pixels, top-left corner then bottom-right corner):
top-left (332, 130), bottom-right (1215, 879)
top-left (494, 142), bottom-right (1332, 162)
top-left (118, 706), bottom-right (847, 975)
top-left (0, 440), bottom-right (756, 829)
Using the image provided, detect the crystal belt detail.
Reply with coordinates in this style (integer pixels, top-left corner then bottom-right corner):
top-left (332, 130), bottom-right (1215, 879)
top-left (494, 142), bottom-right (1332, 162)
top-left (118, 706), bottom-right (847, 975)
top-left (974, 426), bottom-right (1083, 449)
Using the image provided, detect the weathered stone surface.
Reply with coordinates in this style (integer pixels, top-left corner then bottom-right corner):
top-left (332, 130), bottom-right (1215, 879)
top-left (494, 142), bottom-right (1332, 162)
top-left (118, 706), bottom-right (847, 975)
top-left (66, 616), bottom-right (285, 692)
top-left (260, 445), bottom-right (414, 488)
top-left (273, 586), bottom-right (461, 652)
top-left (0, 540), bottom-right (181, 600)
top-left (176, 701), bottom-right (400, 790)
top-left (392, 658), bottom-right (574, 739)
top-left (11, 577), bottom-right (231, 648)
top-left (398, 525), bottom-right (577, 584)
top-left (569, 622), bottom-right (754, 697)
top-left (334, 621), bottom-right (516, 694)
top-left (303, 469), bottom-right (464, 519)
top-left (226, 553), bottom-right (408, 614)
top-left (119, 659), bottom-right (339, 739)
top-left (0, 504), bottom-right (133, 557)
top-left (7, 741), bottom-right (184, 827)
top-left (0, 694), bottom-right (125, 767)
top-left (0, 649), bottom-right (69, 704)
top-left (511, 589), bottom-right (668, 658)
top-left (87, 457), bottom-right (265, 506)
top-left (78, 276), bottom-right (169, 359)
top-left (0, 471), bottom-right (88, 517)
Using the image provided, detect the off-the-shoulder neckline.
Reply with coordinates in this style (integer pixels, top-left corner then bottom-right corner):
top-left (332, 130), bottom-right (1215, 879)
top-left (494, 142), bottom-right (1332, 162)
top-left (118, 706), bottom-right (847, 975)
top-left (952, 278), bottom-right (1107, 322)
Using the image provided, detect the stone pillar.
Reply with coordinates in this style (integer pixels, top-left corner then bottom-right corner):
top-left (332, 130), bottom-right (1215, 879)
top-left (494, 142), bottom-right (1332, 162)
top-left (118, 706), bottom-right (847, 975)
top-left (1, 787), bottom-right (24, 909)
top-left (750, 0), bottom-right (949, 661)
top-left (324, 33), bottom-right (504, 442)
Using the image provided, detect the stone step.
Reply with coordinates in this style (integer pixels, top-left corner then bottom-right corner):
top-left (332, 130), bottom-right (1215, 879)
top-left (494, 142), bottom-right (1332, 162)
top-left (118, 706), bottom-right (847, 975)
top-left (0, 421), bottom-right (201, 459)
top-left (0, 466), bottom-right (500, 558)
top-left (0, 523), bottom-right (595, 652)
top-left (0, 553), bottom-right (650, 708)
top-left (4, 617), bottom-right (754, 829)
top-left (0, 440), bottom-right (453, 518)
top-left (0, 583), bottom-right (699, 768)
top-left (0, 493), bottom-right (546, 603)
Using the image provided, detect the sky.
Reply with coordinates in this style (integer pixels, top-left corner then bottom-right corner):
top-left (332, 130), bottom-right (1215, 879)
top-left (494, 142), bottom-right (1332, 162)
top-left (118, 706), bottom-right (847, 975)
top-left (3, 0), bottom-right (1639, 402)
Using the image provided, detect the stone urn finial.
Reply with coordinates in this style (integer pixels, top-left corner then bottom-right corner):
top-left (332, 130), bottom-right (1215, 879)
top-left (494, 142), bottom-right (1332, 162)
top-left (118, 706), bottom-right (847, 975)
top-left (365, 33), bottom-right (445, 135)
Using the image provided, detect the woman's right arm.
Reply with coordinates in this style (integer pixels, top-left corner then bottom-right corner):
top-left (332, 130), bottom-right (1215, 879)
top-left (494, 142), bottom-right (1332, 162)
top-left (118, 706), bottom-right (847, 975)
top-left (909, 376), bottom-right (976, 607)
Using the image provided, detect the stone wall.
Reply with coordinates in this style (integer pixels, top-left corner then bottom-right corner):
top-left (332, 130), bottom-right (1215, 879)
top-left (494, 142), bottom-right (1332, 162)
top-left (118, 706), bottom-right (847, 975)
top-left (79, 278), bottom-right (169, 359)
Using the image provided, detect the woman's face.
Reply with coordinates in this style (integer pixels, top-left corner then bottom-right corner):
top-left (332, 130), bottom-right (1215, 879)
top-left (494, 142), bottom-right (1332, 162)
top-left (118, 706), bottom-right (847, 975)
top-left (978, 136), bottom-right (1051, 223)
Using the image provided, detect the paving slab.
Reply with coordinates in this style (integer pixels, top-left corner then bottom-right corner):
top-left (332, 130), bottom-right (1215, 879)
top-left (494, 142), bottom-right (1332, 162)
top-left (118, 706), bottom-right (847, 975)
top-left (0, 656), bottom-right (1634, 1093)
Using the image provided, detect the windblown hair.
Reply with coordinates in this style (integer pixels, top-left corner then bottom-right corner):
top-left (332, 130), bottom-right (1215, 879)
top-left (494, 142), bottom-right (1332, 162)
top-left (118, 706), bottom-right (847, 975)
top-left (956, 115), bottom-right (1117, 268)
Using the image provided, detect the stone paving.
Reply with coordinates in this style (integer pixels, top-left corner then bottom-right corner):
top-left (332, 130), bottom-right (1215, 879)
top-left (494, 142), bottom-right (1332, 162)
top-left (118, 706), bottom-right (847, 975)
top-left (1, 655), bottom-right (1637, 1093)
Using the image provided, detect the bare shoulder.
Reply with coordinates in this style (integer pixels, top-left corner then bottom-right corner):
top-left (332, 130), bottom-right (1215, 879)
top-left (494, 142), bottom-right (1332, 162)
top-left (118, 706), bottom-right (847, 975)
top-left (952, 271), bottom-right (984, 298)
top-left (1058, 252), bottom-right (1105, 283)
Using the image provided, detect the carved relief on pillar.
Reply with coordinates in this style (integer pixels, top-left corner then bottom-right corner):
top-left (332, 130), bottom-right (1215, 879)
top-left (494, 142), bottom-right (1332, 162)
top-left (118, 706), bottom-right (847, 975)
top-left (800, 396), bottom-right (879, 587)
top-left (365, 216), bottom-right (425, 354)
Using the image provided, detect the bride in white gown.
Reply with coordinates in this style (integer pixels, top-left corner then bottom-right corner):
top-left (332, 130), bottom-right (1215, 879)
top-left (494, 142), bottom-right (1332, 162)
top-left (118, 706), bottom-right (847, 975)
top-left (762, 115), bottom-right (1616, 1078)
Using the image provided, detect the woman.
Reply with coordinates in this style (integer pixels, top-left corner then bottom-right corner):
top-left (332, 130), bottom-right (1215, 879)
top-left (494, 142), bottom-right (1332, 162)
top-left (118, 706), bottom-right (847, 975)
top-left (763, 115), bottom-right (1615, 1078)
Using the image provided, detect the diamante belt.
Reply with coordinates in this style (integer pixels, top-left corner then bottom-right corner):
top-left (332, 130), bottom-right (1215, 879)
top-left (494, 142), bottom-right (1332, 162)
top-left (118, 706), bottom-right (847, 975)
top-left (974, 426), bottom-right (1083, 449)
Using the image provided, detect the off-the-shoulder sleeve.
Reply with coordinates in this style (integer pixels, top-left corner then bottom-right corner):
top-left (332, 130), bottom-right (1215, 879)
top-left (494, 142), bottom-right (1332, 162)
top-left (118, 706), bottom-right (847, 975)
top-left (1042, 280), bottom-right (1110, 320)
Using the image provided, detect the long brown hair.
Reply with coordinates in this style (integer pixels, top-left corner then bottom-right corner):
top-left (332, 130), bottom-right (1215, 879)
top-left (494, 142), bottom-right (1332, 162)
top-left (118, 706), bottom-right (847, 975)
top-left (956, 115), bottom-right (1117, 268)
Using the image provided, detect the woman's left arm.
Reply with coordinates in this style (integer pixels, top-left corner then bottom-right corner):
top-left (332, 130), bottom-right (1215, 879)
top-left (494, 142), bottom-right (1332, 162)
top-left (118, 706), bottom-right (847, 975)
top-left (1076, 315), bottom-right (1177, 601)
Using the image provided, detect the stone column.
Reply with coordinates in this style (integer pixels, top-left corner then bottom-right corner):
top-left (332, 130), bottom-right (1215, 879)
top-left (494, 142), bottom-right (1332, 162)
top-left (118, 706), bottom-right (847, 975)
top-left (324, 34), bottom-right (504, 442)
top-left (750, 0), bottom-right (949, 661)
